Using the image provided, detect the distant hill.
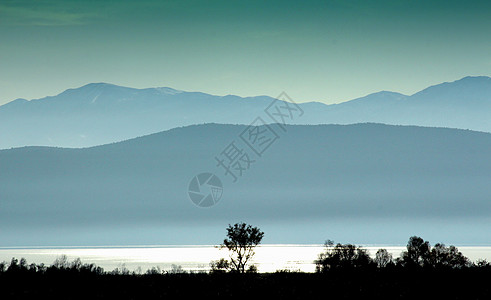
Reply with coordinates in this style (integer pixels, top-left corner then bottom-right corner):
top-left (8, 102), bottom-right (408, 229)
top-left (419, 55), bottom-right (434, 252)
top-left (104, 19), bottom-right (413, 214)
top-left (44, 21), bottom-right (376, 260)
top-left (0, 76), bottom-right (490, 149)
top-left (1, 123), bottom-right (490, 246)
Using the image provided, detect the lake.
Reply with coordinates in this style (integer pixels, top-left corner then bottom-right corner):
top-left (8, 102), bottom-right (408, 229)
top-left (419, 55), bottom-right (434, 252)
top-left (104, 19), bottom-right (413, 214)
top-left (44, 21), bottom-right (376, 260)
top-left (1, 245), bottom-right (490, 273)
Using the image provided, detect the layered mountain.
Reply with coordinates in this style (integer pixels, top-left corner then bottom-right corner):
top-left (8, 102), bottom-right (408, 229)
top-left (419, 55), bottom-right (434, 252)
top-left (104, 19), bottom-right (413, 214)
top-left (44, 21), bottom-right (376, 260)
top-left (1, 123), bottom-right (490, 246)
top-left (0, 76), bottom-right (490, 149)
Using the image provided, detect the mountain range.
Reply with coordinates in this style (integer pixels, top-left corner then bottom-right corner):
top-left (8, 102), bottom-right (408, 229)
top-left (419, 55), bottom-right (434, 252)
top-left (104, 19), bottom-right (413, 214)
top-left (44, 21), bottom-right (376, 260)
top-left (1, 76), bottom-right (490, 149)
top-left (1, 123), bottom-right (490, 246)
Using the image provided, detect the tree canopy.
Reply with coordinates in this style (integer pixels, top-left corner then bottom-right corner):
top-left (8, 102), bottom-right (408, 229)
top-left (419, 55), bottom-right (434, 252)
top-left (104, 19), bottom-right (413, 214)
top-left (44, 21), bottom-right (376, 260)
top-left (220, 222), bottom-right (264, 273)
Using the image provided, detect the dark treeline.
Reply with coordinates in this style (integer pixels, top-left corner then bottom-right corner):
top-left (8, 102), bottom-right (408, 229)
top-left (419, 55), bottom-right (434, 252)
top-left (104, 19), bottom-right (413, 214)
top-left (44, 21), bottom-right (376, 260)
top-left (315, 236), bottom-right (491, 272)
top-left (1, 236), bottom-right (491, 299)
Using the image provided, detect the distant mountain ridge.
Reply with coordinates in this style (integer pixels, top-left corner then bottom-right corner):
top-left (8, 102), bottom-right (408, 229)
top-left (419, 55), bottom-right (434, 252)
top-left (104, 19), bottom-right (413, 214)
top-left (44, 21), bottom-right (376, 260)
top-left (0, 76), bottom-right (490, 149)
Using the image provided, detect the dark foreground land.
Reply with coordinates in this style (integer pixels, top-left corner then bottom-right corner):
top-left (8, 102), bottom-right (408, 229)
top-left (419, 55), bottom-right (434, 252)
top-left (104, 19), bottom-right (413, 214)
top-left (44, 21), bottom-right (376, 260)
top-left (2, 269), bottom-right (491, 299)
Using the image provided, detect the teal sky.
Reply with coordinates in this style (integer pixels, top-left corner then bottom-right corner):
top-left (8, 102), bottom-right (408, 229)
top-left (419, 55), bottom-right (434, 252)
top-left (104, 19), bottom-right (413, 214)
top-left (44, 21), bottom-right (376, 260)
top-left (1, 0), bottom-right (490, 105)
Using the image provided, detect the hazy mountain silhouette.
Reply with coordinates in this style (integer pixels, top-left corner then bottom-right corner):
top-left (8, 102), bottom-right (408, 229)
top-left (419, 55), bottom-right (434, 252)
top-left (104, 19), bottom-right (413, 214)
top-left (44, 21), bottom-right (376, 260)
top-left (0, 76), bottom-right (490, 149)
top-left (1, 123), bottom-right (490, 246)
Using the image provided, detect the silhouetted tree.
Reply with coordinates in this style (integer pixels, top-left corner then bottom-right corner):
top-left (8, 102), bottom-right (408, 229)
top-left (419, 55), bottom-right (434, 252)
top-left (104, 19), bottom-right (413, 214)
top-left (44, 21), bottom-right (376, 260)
top-left (145, 266), bottom-right (163, 275)
top-left (474, 259), bottom-right (491, 268)
top-left (19, 258), bottom-right (28, 271)
top-left (375, 249), bottom-right (393, 268)
top-left (221, 222), bottom-right (264, 273)
top-left (28, 263), bottom-right (38, 273)
top-left (52, 254), bottom-right (70, 270)
top-left (209, 258), bottom-right (231, 274)
top-left (315, 240), bottom-right (374, 272)
top-left (7, 258), bottom-right (19, 273)
top-left (169, 264), bottom-right (185, 274)
top-left (110, 263), bottom-right (131, 275)
top-left (398, 236), bottom-right (431, 268)
top-left (37, 263), bottom-right (47, 273)
top-left (397, 237), bottom-right (471, 269)
top-left (429, 243), bottom-right (469, 269)
top-left (70, 257), bottom-right (83, 271)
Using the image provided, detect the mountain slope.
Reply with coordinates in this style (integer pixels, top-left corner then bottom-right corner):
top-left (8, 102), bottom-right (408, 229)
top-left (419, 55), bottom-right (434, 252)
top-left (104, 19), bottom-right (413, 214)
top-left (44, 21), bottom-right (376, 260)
top-left (0, 83), bottom-right (279, 148)
top-left (0, 76), bottom-right (490, 149)
top-left (1, 123), bottom-right (490, 246)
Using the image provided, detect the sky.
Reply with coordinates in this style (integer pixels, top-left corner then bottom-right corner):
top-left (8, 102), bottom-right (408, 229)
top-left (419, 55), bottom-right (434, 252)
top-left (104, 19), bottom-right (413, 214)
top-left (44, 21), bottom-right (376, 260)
top-left (1, 0), bottom-right (490, 106)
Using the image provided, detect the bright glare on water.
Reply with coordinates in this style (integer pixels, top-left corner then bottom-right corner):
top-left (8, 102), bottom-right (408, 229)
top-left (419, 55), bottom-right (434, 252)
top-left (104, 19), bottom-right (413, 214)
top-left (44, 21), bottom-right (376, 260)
top-left (1, 245), bottom-right (490, 273)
